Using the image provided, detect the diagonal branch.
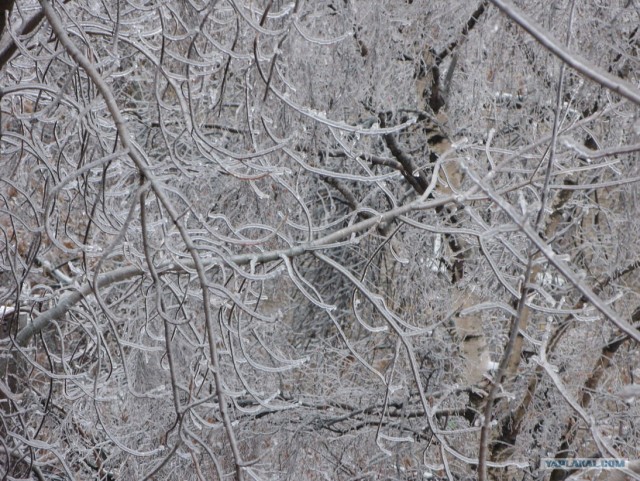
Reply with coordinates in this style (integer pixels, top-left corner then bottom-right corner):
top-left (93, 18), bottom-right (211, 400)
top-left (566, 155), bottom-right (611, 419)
top-left (461, 159), bottom-right (640, 343)
top-left (38, 2), bottom-right (247, 477)
top-left (489, 0), bottom-right (640, 106)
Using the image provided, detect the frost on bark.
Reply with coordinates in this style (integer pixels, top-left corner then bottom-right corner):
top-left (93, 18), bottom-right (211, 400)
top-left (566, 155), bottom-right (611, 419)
top-left (1, 1), bottom-right (639, 480)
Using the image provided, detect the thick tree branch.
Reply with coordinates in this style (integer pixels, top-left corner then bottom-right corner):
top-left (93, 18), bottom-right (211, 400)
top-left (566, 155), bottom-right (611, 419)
top-left (489, 0), bottom-right (640, 106)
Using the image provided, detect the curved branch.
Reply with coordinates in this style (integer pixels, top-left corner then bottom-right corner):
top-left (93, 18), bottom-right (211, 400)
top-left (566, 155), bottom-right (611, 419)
top-left (0, 4), bottom-right (43, 70)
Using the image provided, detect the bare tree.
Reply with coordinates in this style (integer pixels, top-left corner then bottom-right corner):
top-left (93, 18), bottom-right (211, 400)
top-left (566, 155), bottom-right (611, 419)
top-left (1, 0), bottom-right (639, 480)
